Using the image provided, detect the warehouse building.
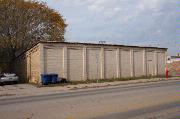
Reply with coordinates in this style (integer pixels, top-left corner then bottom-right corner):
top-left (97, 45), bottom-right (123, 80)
top-left (14, 42), bottom-right (167, 83)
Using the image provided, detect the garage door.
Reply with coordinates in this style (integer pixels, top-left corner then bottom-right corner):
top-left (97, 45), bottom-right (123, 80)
top-left (104, 49), bottom-right (117, 79)
top-left (44, 48), bottom-right (63, 78)
top-left (133, 51), bottom-right (144, 77)
top-left (67, 48), bottom-right (83, 81)
top-left (157, 52), bottom-right (165, 75)
top-left (146, 52), bottom-right (154, 76)
top-left (87, 49), bottom-right (101, 80)
top-left (120, 50), bottom-right (131, 77)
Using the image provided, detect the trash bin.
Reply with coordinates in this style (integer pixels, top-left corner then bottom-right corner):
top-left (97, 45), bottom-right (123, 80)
top-left (41, 74), bottom-right (51, 85)
top-left (51, 74), bottom-right (58, 84)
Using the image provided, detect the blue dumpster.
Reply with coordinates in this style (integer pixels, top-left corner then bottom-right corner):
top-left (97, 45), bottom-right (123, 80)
top-left (51, 74), bottom-right (58, 84)
top-left (41, 74), bottom-right (51, 85)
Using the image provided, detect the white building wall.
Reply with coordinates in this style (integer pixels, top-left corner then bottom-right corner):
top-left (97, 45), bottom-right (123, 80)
top-left (157, 52), bottom-right (166, 75)
top-left (14, 45), bottom-right (40, 83)
top-left (30, 49), bottom-right (40, 83)
top-left (146, 51), bottom-right (154, 76)
top-left (104, 49), bottom-right (117, 79)
top-left (44, 48), bottom-right (63, 78)
top-left (87, 48), bottom-right (101, 80)
top-left (34, 43), bottom-right (167, 82)
top-left (120, 50), bottom-right (131, 77)
top-left (67, 48), bottom-right (83, 81)
top-left (133, 51), bottom-right (144, 77)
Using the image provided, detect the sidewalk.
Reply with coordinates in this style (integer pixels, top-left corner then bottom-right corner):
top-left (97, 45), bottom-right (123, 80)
top-left (0, 77), bottom-right (179, 99)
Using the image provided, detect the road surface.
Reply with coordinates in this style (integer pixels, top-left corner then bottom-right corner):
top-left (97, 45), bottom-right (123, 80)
top-left (0, 80), bottom-right (179, 119)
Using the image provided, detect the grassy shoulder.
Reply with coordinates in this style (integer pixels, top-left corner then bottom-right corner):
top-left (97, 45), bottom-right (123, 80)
top-left (37, 75), bottom-right (168, 88)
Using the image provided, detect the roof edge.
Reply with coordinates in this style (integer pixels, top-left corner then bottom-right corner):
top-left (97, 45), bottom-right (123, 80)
top-left (14, 41), bottom-right (168, 60)
top-left (39, 41), bottom-right (168, 50)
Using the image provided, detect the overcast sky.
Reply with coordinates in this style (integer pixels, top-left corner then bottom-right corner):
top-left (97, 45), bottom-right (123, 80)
top-left (40, 0), bottom-right (179, 55)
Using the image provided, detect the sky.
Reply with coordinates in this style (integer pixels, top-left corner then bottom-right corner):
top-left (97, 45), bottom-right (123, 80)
top-left (40, 0), bottom-right (179, 55)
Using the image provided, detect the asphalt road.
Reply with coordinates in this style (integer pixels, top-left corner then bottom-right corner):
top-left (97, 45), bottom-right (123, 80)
top-left (0, 80), bottom-right (179, 119)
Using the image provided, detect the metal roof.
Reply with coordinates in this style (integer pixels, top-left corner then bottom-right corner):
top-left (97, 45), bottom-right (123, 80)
top-left (39, 41), bottom-right (168, 50)
top-left (14, 41), bottom-right (168, 60)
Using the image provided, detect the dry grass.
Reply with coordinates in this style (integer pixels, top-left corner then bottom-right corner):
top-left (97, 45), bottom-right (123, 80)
top-left (39, 75), bottom-right (166, 87)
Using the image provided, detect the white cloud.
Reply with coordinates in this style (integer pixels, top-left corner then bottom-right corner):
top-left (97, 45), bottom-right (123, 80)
top-left (55, 0), bottom-right (93, 6)
top-left (137, 0), bottom-right (163, 10)
top-left (41, 0), bottom-right (179, 55)
top-left (87, 0), bottom-right (120, 16)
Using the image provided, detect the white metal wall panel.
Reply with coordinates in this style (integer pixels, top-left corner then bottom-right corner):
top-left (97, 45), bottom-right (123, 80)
top-left (146, 51), bottom-right (154, 76)
top-left (44, 48), bottom-right (63, 78)
top-left (104, 49), bottom-right (117, 79)
top-left (87, 49), bottom-right (101, 80)
top-left (67, 48), bottom-right (83, 81)
top-left (120, 50), bottom-right (131, 77)
top-left (133, 51), bottom-right (144, 77)
top-left (157, 52), bottom-right (165, 75)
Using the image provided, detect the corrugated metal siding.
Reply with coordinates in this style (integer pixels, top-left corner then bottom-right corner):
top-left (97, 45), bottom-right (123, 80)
top-left (133, 51), bottom-right (144, 77)
top-left (67, 48), bottom-right (83, 81)
top-left (104, 49), bottom-right (117, 79)
top-left (157, 52), bottom-right (165, 75)
top-left (44, 48), bottom-right (63, 78)
top-left (146, 51), bottom-right (154, 76)
top-left (87, 48), bottom-right (101, 80)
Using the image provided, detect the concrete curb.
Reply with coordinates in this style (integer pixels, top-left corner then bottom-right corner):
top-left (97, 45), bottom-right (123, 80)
top-left (67, 77), bottom-right (179, 90)
top-left (0, 77), bottom-right (179, 100)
